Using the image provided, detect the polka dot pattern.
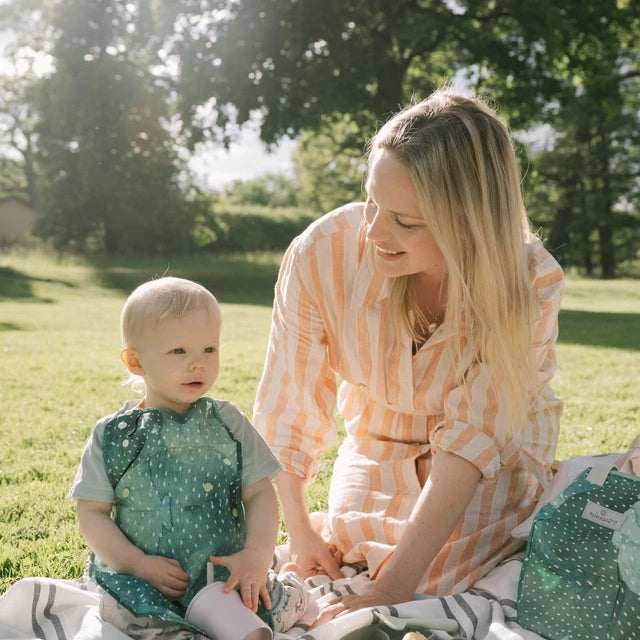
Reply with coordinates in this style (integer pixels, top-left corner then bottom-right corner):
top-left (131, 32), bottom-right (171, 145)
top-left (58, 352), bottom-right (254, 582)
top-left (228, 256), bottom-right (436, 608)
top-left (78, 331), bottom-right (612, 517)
top-left (89, 398), bottom-right (273, 631)
top-left (518, 468), bottom-right (640, 639)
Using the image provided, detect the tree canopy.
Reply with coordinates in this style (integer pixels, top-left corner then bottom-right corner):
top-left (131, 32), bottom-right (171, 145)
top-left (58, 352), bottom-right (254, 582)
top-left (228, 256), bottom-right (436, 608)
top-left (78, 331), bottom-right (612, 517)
top-left (0, 0), bottom-right (638, 271)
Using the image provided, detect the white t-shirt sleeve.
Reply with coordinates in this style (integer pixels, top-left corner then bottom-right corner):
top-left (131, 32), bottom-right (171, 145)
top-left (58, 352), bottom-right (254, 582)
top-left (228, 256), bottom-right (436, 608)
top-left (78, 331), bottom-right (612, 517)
top-left (68, 415), bottom-right (114, 503)
top-left (217, 400), bottom-right (283, 489)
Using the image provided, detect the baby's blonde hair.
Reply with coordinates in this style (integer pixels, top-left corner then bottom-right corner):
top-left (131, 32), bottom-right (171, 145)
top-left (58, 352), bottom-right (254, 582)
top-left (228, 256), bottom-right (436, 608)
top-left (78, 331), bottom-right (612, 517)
top-left (370, 89), bottom-right (535, 428)
top-left (121, 276), bottom-right (220, 349)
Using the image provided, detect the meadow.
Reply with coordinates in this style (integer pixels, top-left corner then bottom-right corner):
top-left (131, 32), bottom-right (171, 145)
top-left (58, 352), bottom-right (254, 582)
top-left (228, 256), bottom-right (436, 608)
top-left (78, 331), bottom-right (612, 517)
top-left (0, 250), bottom-right (638, 594)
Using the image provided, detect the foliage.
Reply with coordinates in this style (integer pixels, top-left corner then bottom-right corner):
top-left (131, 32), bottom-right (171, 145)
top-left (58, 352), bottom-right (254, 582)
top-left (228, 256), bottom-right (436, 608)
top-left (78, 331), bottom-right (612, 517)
top-left (0, 158), bottom-right (28, 200)
top-left (477, 1), bottom-right (640, 278)
top-left (168, 0), bottom-right (460, 147)
top-left (0, 249), bottom-right (638, 591)
top-left (10, 0), bottom-right (199, 254)
top-left (166, 0), bottom-right (639, 275)
top-left (293, 115), bottom-right (368, 213)
top-left (0, 66), bottom-right (40, 206)
top-left (195, 204), bottom-right (315, 252)
top-left (221, 172), bottom-right (300, 208)
top-left (1, 0), bottom-right (638, 273)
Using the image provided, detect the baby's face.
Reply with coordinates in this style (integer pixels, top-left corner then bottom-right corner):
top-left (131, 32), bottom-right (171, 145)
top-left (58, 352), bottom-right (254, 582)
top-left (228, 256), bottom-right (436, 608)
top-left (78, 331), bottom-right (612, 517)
top-left (134, 305), bottom-right (221, 413)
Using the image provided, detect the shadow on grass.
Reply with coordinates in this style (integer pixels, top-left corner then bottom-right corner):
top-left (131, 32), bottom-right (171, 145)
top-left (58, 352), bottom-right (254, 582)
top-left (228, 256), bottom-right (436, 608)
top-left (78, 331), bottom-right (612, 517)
top-left (0, 267), bottom-right (71, 303)
top-left (91, 255), bottom-right (281, 307)
top-left (0, 322), bottom-right (21, 331)
top-left (558, 309), bottom-right (640, 350)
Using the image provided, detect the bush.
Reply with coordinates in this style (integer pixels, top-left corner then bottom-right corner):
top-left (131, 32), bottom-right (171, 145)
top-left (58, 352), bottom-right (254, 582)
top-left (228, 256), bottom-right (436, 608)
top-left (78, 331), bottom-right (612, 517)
top-left (195, 205), bottom-right (317, 253)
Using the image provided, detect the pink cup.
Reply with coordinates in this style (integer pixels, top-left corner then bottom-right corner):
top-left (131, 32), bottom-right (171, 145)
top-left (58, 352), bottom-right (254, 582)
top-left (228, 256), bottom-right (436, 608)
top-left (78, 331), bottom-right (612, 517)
top-left (185, 582), bottom-right (273, 640)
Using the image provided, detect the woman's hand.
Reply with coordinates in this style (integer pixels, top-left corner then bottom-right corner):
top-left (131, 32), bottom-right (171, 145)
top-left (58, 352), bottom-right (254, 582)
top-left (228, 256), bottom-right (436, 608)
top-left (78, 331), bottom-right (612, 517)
top-left (132, 555), bottom-right (190, 601)
top-left (313, 582), bottom-right (412, 627)
top-left (209, 547), bottom-right (272, 611)
top-left (276, 471), bottom-right (345, 580)
top-left (289, 527), bottom-right (344, 580)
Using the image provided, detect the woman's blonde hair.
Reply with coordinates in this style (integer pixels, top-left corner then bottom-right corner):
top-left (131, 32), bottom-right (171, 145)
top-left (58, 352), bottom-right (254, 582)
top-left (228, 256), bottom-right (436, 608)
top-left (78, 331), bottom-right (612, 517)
top-left (370, 89), bottom-right (535, 427)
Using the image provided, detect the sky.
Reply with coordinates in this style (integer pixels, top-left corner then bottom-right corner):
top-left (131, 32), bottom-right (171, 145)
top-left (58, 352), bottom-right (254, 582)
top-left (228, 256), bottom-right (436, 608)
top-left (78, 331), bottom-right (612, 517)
top-left (188, 126), bottom-right (297, 191)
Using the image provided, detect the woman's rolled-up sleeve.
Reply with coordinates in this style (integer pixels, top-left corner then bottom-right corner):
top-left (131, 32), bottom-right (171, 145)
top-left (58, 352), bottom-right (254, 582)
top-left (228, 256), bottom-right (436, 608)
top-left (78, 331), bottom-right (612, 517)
top-left (253, 239), bottom-right (339, 481)
top-left (431, 362), bottom-right (517, 480)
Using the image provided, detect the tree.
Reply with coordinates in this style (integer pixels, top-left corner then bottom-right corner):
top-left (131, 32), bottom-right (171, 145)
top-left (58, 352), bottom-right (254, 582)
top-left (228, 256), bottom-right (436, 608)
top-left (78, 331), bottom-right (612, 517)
top-left (0, 1), bottom-right (54, 206)
top-left (27, 0), bottom-right (197, 254)
top-left (293, 115), bottom-right (368, 213)
top-left (221, 171), bottom-right (299, 208)
top-left (166, 0), bottom-right (639, 273)
top-left (0, 75), bottom-right (40, 205)
top-left (169, 0), bottom-right (467, 147)
top-left (473, 0), bottom-right (640, 277)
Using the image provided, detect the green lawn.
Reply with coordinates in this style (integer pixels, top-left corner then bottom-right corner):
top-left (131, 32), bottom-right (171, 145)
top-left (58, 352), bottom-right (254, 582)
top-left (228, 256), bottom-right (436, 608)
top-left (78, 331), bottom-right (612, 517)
top-left (0, 251), bottom-right (638, 593)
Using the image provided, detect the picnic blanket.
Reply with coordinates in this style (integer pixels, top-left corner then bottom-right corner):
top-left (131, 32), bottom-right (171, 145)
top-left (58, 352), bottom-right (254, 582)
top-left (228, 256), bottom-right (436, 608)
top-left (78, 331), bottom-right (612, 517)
top-left (0, 552), bottom-right (545, 640)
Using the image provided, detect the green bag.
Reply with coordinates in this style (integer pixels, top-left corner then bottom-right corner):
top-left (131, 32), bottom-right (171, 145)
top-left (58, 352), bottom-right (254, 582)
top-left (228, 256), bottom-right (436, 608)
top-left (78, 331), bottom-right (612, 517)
top-left (517, 463), bottom-right (640, 640)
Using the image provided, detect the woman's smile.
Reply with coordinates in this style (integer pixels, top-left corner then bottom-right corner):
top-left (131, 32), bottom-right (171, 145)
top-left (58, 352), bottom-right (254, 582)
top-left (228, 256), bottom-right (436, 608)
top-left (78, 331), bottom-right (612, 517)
top-left (375, 245), bottom-right (405, 260)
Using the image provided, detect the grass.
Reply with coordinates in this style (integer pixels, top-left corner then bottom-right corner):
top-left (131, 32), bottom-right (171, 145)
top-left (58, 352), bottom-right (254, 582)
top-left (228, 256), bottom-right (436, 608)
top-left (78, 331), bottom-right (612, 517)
top-left (0, 250), bottom-right (639, 593)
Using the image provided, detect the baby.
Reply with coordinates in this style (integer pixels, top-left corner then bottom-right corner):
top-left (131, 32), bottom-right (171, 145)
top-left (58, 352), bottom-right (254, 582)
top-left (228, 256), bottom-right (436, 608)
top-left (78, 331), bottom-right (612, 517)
top-left (69, 277), bottom-right (306, 637)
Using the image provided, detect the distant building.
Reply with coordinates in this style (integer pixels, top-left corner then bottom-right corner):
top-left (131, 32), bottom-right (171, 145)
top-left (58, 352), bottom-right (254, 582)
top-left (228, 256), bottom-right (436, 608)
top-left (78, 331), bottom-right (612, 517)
top-left (0, 196), bottom-right (36, 245)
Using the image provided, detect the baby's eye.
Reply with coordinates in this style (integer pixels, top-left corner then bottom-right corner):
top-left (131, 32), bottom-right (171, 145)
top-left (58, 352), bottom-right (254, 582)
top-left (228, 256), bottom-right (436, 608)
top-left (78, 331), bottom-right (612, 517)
top-left (204, 346), bottom-right (217, 353)
top-left (171, 348), bottom-right (185, 354)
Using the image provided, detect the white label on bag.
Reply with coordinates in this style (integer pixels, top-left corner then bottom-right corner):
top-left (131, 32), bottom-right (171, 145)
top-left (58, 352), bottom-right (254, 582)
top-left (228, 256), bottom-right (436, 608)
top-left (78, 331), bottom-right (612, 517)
top-left (581, 501), bottom-right (626, 530)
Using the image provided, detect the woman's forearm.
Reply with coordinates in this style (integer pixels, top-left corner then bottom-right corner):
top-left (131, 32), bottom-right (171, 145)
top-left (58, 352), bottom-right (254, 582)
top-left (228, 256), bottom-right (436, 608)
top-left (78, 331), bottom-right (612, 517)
top-left (374, 450), bottom-right (481, 599)
top-left (275, 470), bottom-right (314, 535)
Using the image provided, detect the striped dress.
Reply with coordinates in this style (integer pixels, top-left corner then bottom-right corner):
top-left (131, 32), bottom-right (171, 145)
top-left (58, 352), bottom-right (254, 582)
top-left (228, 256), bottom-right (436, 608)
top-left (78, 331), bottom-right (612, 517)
top-left (253, 203), bottom-right (564, 595)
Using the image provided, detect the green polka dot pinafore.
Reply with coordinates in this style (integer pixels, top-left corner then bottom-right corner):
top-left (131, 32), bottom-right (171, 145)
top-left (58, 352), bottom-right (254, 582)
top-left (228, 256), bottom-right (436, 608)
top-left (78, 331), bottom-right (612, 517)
top-left (87, 397), bottom-right (271, 631)
top-left (518, 468), bottom-right (640, 639)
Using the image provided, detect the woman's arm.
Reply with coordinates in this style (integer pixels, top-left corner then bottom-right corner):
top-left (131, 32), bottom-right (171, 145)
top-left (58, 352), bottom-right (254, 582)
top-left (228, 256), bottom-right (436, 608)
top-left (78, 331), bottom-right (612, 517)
top-left (276, 471), bottom-right (344, 580)
top-left (316, 450), bottom-right (481, 621)
top-left (253, 240), bottom-right (344, 580)
top-left (76, 499), bottom-right (190, 600)
top-left (209, 477), bottom-right (280, 611)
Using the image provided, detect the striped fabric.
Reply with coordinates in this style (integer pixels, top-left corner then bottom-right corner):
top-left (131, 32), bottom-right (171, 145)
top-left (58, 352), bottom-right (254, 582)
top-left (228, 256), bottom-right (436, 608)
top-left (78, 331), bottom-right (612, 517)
top-left (253, 203), bottom-right (564, 596)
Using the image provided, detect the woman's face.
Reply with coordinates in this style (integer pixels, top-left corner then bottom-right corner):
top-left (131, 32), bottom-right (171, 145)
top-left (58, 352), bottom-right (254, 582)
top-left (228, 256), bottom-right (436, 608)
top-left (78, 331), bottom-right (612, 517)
top-left (364, 149), bottom-right (445, 281)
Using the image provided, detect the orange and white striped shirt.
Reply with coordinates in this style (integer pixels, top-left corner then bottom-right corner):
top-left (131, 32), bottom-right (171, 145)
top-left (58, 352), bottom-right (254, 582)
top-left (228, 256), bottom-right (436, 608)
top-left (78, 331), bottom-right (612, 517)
top-left (253, 203), bottom-right (564, 595)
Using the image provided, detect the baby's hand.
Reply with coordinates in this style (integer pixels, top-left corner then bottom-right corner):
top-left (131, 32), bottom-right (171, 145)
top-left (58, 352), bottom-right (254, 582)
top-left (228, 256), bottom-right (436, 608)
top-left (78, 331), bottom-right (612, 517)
top-left (209, 549), bottom-right (271, 611)
top-left (133, 555), bottom-right (190, 601)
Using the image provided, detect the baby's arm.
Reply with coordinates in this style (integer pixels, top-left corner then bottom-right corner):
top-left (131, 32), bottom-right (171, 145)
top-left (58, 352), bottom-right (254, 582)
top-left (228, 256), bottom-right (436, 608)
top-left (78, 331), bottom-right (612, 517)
top-left (209, 477), bottom-right (279, 611)
top-left (76, 499), bottom-right (190, 600)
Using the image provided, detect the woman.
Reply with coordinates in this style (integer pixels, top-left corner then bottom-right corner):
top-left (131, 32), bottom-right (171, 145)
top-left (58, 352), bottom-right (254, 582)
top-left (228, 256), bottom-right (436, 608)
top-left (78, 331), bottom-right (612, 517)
top-left (253, 89), bottom-right (564, 617)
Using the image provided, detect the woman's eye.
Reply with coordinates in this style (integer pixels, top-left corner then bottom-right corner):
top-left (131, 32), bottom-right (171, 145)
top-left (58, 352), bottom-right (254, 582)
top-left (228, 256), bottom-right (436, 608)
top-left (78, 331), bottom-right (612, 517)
top-left (171, 348), bottom-right (185, 354)
top-left (394, 216), bottom-right (416, 230)
top-left (204, 347), bottom-right (217, 353)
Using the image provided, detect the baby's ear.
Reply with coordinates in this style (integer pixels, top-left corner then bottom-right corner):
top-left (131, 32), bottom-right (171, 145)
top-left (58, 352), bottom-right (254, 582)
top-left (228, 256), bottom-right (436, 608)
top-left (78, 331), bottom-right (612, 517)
top-left (121, 347), bottom-right (143, 375)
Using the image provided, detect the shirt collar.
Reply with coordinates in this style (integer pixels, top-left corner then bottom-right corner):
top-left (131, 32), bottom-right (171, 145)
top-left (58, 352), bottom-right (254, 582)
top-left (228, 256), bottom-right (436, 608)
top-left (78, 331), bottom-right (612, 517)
top-left (349, 241), bottom-right (390, 308)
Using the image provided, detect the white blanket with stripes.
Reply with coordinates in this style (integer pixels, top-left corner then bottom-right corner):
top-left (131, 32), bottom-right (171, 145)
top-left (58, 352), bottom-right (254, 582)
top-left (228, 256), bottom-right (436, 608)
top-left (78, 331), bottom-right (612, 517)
top-left (0, 554), bottom-right (544, 640)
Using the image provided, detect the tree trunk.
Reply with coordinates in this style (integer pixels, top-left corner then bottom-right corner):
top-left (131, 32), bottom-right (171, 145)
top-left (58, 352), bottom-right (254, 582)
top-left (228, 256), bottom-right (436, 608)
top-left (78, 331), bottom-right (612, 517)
top-left (371, 18), bottom-right (409, 116)
top-left (595, 113), bottom-right (616, 278)
top-left (23, 134), bottom-right (38, 208)
top-left (548, 204), bottom-right (572, 266)
top-left (598, 224), bottom-right (615, 278)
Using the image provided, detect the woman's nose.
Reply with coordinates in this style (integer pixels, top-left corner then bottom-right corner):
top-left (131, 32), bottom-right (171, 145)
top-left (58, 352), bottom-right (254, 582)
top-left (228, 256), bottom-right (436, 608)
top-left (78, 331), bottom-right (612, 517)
top-left (365, 209), bottom-right (386, 243)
